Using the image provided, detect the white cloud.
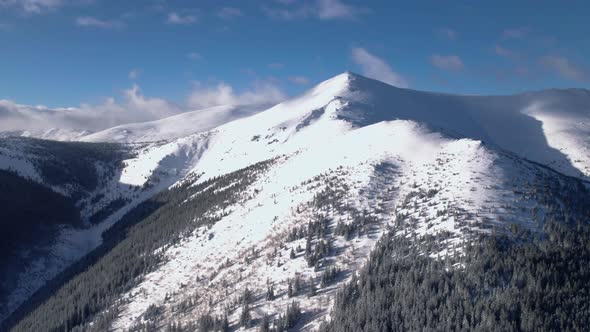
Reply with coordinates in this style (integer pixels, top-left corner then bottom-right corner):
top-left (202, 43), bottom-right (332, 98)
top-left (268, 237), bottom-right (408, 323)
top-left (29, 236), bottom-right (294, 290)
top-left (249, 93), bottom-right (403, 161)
top-left (0, 85), bottom-right (182, 133)
top-left (435, 27), bottom-right (456, 40)
top-left (264, 0), bottom-right (363, 20)
top-left (0, 78), bottom-right (289, 134)
top-left (166, 12), bottom-right (197, 25)
top-left (351, 47), bottom-right (408, 87)
top-left (430, 55), bottom-right (464, 71)
top-left (0, 0), bottom-right (63, 14)
top-left (188, 52), bottom-right (202, 60)
top-left (218, 7), bottom-right (243, 19)
top-left (316, 0), bottom-right (356, 19)
top-left (263, 5), bottom-right (312, 20)
top-left (539, 55), bottom-right (588, 81)
top-left (187, 81), bottom-right (286, 109)
top-left (503, 27), bottom-right (530, 39)
top-left (76, 16), bottom-right (123, 29)
top-left (288, 76), bottom-right (310, 85)
top-left (121, 84), bottom-right (182, 119)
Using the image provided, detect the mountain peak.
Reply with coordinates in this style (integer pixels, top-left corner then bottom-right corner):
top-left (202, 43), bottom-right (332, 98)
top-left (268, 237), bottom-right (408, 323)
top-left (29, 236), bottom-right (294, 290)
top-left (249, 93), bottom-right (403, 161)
top-left (337, 70), bottom-right (360, 80)
top-left (307, 71), bottom-right (384, 101)
top-left (327, 71), bottom-right (374, 85)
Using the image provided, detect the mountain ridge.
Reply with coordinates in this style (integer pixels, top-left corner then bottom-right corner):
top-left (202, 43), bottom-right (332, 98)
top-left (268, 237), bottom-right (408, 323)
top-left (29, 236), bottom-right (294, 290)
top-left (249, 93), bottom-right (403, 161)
top-left (1, 71), bottom-right (590, 331)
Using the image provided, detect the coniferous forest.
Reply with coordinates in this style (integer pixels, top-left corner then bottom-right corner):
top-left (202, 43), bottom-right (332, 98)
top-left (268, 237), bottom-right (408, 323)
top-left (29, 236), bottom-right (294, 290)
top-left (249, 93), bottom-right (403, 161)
top-left (0, 169), bottom-right (81, 306)
top-left (320, 222), bottom-right (590, 332)
top-left (281, 164), bottom-right (590, 332)
top-left (3, 159), bottom-right (274, 332)
top-left (2, 136), bottom-right (590, 332)
top-left (4, 154), bottom-right (590, 331)
top-left (320, 175), bottom-right (590, 332)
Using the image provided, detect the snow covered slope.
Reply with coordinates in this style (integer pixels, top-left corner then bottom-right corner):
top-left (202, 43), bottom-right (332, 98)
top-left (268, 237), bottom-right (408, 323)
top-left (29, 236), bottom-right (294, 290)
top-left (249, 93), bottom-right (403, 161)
top-left (85, 73), bottom-right (590, 331)
top-left (81, 104), bottom-right (270, 143)
top-left (0, 98), bottom-right (270, 143)
top-left (0, 128), bottom-right (93, 141)
top-left (134, 72), bottom-right (585, 184)
top-left (114, 72), bottom-right (590, 186)
top-left (5, 72), bottom-right (590, 331)
top-left (332, 73), bottom-right (589, 179)
top-left (0, 137), bottom-right (206, 323)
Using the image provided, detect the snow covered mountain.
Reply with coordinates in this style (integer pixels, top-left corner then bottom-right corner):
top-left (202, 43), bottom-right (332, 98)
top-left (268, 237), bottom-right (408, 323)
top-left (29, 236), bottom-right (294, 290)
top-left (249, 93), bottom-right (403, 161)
top-left (0, 128), bottom-right (94, 141)
top-left (0, 100), bottom-right (271, 143)
top-left (2, 72), bottom-right (590, 331)
top-left (80, 104), bottom-right (271, 143)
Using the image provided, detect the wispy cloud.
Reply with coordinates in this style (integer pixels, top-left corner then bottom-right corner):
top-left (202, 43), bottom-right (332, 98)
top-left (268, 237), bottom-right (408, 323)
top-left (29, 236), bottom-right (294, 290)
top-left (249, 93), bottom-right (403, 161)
top-left (317, 0), bottom-right (357, 19)
top-left (430, 55), bottom-right (464, 71)
top-left (0, 0), bottom-right (64, 14)
top-left (187, 80), bottom-right (286, 109)
top-left (539, 55), bottom-right (588, 81)
top-left (187, 52), bottom-right (202, 60)
top-left (494, 45), bottom-right (520, 60)
top-left (263, 6), bottom-right (309, 20)
top-left (76, 16), bottom-right (123, 29)
top-left (435, 27), bottom-right (456, 40)
top-left (166, 12), bottom-right (197, 25)
top-left (264, 0), bottom-right (365, 20)
top-left (503, 27), bottom-right (530, 39)
top-left (351, 47), bottom-right (408, 87)
top-left (218, 6), bottom-right (243, 19)
top-left (288, 76), bottom-right (310, 85)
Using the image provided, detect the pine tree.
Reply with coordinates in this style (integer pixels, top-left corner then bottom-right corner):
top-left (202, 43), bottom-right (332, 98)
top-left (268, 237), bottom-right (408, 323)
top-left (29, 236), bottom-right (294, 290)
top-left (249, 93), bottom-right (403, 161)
top-left (259, 314), bottom-right (270, 332)
top-left (266, 284), bottom-right (275, 301)
top-left (288, 279), bottom-right (294, 298)
top-left (308, 277), bottom-right (317, 298)
top-left (239, 303), bottom-right (251, 328)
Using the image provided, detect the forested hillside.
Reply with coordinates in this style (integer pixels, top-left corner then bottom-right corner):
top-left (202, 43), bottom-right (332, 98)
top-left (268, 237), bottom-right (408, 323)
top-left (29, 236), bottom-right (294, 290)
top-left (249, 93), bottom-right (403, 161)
top-left (4, 159), bottom-right (274, 332)
top-left (0, 169), bottom-right (80, 253)
top-left (0, 170), bottom-right (80, 305)
top-left (0, 137), bottom-right (138, 323)
top-left (321, 173), bottom-right (590, 332)
top-left (321, 222), bottom-right (590, 332)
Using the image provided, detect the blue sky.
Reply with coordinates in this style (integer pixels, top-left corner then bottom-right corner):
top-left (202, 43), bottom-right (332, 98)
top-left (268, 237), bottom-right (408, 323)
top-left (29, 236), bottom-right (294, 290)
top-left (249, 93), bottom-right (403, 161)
top-left (0, 0), bottom-right (589, 109)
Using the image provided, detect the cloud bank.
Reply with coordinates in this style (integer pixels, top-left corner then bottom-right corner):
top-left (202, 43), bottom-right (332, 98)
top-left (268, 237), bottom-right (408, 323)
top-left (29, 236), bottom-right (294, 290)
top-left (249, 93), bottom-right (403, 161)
top-left (0, 85), bottom-right (182, 133)
top-left (0, 81), bottom-right (286, 135)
